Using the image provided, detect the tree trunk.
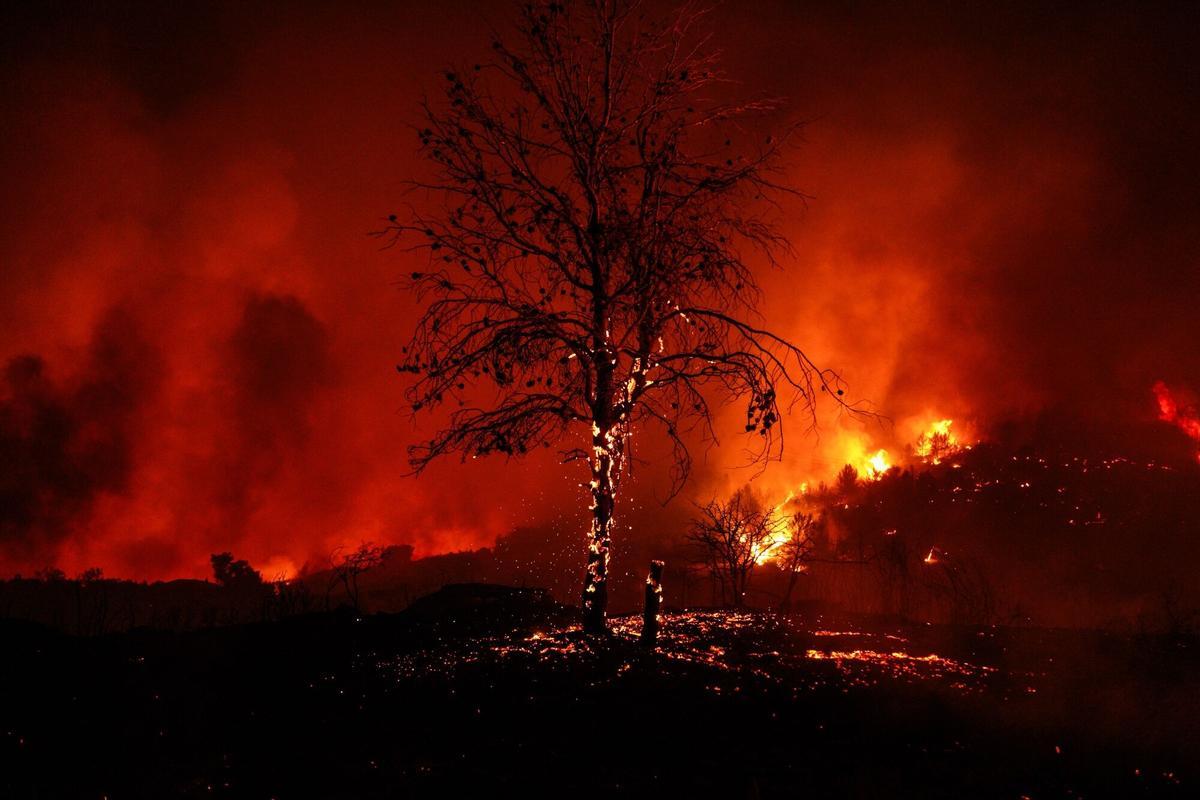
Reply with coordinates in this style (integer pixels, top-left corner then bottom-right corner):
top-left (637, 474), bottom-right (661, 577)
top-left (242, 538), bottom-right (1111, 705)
top-left (582, 427), bottom-right (619, 633)
top-left (640, 560), bottom-right (664, 647)
top-left (779, 570), bottom-right (800, 614)
top-left (730, 569), bottom-right (745, 608)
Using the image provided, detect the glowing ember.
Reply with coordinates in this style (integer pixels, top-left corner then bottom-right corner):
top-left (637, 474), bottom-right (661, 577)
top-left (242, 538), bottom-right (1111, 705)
top-left (804, 649), bottom-right (994, 683)
top-left (371, 610), bottom-right (1003, 696)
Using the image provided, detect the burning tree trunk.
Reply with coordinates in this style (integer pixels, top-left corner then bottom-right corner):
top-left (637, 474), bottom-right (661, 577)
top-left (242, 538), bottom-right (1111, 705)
top-left (641, 560), bottom-right (665, 647)
top-left (582, 424), bottom-right (622, 632)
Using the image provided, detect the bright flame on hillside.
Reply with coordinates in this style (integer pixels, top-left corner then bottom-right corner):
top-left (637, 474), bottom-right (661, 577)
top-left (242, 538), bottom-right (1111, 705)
top-left (259, 556), bottom-right (299, 582)
top-left (1153, 381), bottom-right (1200, 461)
top-left (827, 435), bottom-right (895, 483)
top-left (864, 449), bottom-right (891, 479)
top-left (755, 490), bottom-right (800, 566)
top-left (914, 418), bottom-right (963, 464)
top-left (756, 415), bottom-right (965, 567)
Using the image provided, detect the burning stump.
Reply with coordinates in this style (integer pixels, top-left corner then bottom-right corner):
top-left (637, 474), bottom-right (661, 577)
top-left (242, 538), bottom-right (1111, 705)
top-left (640, 560), bottom-right (665, 648)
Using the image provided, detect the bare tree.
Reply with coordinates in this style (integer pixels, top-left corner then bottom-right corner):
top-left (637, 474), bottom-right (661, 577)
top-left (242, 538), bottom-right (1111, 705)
top-left (687, 487), bottom-right (783, 608)
top-left (922, 551), bottom-right (997, 626)
top-left (875, 530), bottom-right (913, 617)
top-left (328, 542), bottom-right (385, 614)
top-left (269, 578), bottom-right (315, 621)
top-left (776, 512), bottom-right (817, 612)
top-left (381, 1), bottom-right (853, 632)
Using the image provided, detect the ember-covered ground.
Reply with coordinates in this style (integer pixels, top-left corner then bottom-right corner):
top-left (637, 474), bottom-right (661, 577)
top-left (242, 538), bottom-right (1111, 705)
top-left (4, 591), bottom-right (1196, 798)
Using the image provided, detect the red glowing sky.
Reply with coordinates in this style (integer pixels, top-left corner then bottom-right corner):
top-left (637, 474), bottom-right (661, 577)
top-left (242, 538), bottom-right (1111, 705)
top-left (2, 0), bottom-right (1198, 579)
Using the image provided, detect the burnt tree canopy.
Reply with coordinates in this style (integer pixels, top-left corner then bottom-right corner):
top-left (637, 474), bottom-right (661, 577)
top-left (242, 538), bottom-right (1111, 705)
top-left (381, 1), bottom-right (854, 630)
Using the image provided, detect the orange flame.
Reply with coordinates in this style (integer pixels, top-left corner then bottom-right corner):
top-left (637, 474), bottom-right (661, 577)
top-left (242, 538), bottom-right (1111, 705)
top-left (914, 418), bottom-right (962, 464)
top-left (863, 449), bottom-right (892, 479)
top-left (760, 415), bottom-right (966, 567)
top-left (1153, 380), bottom-right (1200, 441)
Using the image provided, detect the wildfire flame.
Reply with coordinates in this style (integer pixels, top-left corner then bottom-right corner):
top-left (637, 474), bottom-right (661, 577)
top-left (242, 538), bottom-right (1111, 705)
top-left (864, 449), bottom-right (892, 479)
top-left (914, 418), bottom-right (964, 464)
top-left (1153, 381), bottom-right (1200, 460)
top-left (757, 416), bottom-right (964, 567)
top-left (259, 556), bottom-right (298, 582)
top-left (754, 491), bottom-right (796, 566)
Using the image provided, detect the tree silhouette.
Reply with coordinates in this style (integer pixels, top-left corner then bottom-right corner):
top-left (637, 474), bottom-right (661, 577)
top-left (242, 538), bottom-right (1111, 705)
top-left (210, 552), bottom-right (263, 590)
top-left (328, 542), bottom-right (385, 614)
top-left (835, 464), bottom-right (860, 498)
top-left (777, 511), bottom-right (817, 612)
top-left (382, 1), bottom-right (852, 631)
top-left (687, 487), bottom-right (782, 608)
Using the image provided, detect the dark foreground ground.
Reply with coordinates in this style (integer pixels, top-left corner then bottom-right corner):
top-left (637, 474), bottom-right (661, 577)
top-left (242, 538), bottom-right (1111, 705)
top-left (3, 586), bottom-right (1196, 799)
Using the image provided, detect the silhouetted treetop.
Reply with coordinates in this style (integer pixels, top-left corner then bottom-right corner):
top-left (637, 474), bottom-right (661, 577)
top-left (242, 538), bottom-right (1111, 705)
top-left (210, 552), bottom-right (263, 589)
top-left (380, 0), bottom-right (859, 631)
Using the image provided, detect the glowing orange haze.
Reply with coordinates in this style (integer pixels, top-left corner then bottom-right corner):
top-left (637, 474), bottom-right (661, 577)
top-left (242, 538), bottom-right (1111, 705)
top-left (1, 2), bottom-right (1197, 580)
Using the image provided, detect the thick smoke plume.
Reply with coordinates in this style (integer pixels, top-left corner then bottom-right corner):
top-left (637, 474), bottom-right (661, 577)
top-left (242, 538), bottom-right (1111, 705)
top-left (1, 307), bottom-right (162, 562)
top-left (1, 0), bottom-right (1198, 589)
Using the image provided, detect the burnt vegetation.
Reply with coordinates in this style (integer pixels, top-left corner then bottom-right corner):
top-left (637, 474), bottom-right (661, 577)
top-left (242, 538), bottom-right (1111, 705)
top-left (3, 437), bottom-right (1199, 634)
top-left (2, 438), bottom-right (1199, 798)
top-left (4, 589), bottom-right (1196, 798)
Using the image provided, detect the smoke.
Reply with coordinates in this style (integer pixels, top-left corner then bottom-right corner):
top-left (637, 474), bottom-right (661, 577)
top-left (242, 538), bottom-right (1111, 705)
top-left (216, 293), bottom-right (337, 528)
top-left (1, 0), bottom-right (1197, 582)
top-left (716, 0), bottom-right (1200, 493)
top-left (0, 306), bottom-right (163, 564)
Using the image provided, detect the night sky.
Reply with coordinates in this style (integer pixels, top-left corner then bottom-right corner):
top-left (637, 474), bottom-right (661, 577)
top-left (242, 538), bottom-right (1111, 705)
top-left (2, 0), bottom-right (1198, 580)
